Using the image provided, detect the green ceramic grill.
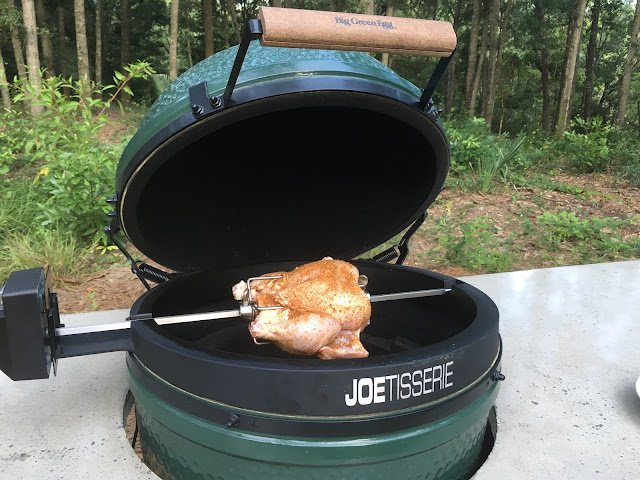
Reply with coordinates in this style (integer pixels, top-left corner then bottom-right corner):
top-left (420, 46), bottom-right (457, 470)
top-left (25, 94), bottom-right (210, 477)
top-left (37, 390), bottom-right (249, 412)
top-left (116, 7), bottom-right (501, 480)
top-left (0, 7), bottom-right (503, 480)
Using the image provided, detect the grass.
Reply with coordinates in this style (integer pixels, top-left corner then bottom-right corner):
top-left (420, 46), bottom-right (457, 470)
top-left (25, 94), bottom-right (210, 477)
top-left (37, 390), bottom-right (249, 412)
top-left (0, 230), bottom-right (94, 282)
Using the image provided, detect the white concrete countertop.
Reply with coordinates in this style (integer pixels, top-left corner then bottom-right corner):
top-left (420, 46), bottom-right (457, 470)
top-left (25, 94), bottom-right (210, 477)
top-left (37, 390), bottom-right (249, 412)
top-left (467, 261), bottom-right (640, 479)
top-left (1, 261), bottom-right (639, 479)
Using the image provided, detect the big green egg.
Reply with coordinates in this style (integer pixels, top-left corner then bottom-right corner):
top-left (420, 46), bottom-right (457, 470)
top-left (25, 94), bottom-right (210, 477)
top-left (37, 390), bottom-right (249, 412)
top-left (116, 39), bottom-right (501, 480)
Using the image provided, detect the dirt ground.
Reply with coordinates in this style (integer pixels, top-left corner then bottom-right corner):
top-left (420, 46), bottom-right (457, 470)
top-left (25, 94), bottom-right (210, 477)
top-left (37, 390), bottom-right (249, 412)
top-left (55, 172), bottom-right (640, 314)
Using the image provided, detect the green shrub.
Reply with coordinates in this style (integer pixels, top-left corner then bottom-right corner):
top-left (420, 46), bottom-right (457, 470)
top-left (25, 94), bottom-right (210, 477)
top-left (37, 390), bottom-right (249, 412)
top-left (557, 117), bottom-right (611, 173)
top-left (1, 63), bottom-right (154, 245)
top-left (439, 216), bottom-right (516, 272)
top-left (606, 127), bottom-right (640, 187)
top-left (446, 117), bottom-right (500, 176)
top-left (472, 136), bottom-right (525, 193)
top-left (536, 211), bottom-right (639, 258)
top-left (445, 117), bottom-right (527, 192)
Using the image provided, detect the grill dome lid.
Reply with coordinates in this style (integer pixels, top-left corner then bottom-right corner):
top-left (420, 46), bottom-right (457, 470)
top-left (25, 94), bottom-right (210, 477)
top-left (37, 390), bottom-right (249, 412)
top-left (115, 42), bottom-right (450, 273)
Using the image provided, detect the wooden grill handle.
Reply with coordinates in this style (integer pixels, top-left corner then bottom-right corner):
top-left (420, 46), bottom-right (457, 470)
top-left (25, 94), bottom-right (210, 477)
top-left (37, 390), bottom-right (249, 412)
top-left (257, 7), bottom-right (456, 57)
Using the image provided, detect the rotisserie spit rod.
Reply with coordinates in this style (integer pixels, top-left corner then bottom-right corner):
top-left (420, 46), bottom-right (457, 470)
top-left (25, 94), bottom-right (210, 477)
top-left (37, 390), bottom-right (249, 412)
top-left (54, 284), bottom-right (452, 337)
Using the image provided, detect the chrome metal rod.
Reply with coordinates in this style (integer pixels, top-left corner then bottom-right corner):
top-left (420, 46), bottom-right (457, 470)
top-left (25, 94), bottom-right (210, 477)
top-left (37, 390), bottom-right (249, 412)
top-left (369, 288), bottom-right (451, 303)
top-left (54, 287), bottom-right (451, 338)
top-left (55, 309), bottom-right (242, 337)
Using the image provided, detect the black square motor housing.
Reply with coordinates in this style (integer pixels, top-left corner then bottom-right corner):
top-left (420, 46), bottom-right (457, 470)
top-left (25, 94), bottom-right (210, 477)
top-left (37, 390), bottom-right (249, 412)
top-left (0, 268), bottom-right (52, 380)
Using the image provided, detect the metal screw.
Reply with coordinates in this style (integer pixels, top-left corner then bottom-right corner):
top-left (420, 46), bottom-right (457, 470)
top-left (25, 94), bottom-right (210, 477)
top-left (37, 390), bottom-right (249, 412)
top-left (225, 413), bottom-right (239, 428)
top-left (491, 371), bottom-right (506, 382)
top-left (191, 104), bottom-right (205, 117)
top-left (210, 96), bottom-right (222, 108)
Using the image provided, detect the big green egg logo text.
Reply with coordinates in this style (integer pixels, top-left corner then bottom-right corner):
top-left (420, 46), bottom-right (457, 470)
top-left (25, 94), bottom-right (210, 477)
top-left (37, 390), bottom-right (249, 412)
top-left (335, 17), bottom-right (397, 30)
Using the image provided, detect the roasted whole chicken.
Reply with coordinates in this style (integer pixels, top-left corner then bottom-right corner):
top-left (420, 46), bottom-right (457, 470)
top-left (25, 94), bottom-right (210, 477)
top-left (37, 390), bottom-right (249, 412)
top-left (232, 258), bottom-right (371, 359)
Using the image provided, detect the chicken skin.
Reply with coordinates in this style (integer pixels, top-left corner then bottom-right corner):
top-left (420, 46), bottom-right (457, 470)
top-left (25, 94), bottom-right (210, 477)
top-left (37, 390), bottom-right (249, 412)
top-left (232, 258), bottom-right (371, 359)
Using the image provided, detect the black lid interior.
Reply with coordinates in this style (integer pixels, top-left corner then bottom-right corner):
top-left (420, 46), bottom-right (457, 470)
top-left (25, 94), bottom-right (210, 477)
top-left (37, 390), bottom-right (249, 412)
top-left (119, 92), bottom-right (449, 272)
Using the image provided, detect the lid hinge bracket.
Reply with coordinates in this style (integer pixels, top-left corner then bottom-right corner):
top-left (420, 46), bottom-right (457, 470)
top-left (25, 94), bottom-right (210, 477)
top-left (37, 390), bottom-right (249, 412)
top-left (189, 81), bottom-right (225, 120)
top-left (188, 19), bottom-right (263, 120)
top-left (104, 196), bottom-right (177, 290)
top-left (369, 211), bottom-right (428, 265)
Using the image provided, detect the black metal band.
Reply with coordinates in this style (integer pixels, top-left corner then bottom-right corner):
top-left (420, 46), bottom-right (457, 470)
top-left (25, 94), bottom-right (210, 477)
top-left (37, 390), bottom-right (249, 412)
top-left (369, 211), bottom-right (428, 265)
top-left (419, 46), bottom-right (457, 110)
top-left (127, 344), bottom-right (502, 438)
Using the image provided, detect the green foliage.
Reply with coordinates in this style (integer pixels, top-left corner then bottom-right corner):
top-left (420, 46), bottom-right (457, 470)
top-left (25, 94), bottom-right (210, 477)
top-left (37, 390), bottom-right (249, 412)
top-left (557, 117), bottom-right (612, 173)
top-left (536, 211), bottom-right (639, 258)
top-left (605, 127), bottom-right (640, 187)
top-left (516, 173), bottom-right (599, 199)
top-left (439, 216), bottom-right (516, 273)
top-left (446, 117), bottom-right (499, 176)
top-left (445, 117), bottom-right (527, 192)
top-left (472, 136), bottom-right (525, 193)
top-left (0, 180), bottom-right (96, 283)
top-left (0, 179), bottom-right (43, 237)
top-left (0, 229), bottom-right (93, 282)
top-left (1, 62), bottom-right (154, 245)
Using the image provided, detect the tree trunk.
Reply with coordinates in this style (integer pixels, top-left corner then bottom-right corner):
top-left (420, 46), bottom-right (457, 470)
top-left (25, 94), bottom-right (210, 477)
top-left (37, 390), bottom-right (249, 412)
top-left (481, 0), bottom-right (501, 126)
top-left (365, 0), bottom-right (374, 14)
top-left (445, 0), bottom-right (462, 113)
top-left (57, 5), bottom-right (71, 98)
top-left (495, 0), bottom-right (513, 74)
top-left (554, 10), bottom-right (574, 130)
top-left (35, 0), bottom-right (55, 77)
top-left (22, 0), bottom-right (44, 114)
top-left (58, 6), bottom-right (66, 75)
top-left (170, 0), bottom-right (180, 80)
top-left (554, 0), bottom-right (587, 135)
top-left (534, 0), bottom-right (550, 131)
top-left (616, 0), bottom-right (640, 127)
top-left (228, 0), bottom-right (241, 44)
top-left (120, 0), bottom-right (131, 101)
top-left (567, 26), bottom-right (583, 120)
top-left (185, 4), bottom-right (193, 68)
top-left (580, 0), bottom-right (600, 119)
top-left (95, 0), bottom-right (103, 86)
top-left (491, 0), bottom-right (513, 122)
top-left (74, 0), bottom-right (90, 81)
top-left (203, 0), bottom-right (215, 57)
top-left (120, 0), bottom-right (130, 67)
top-left (7, 0), bottom-right (27, 81)
top-left (0, 47), bottom-right (11, 110)
top-left (464, 0), bottom-right (480, 112)
top-left (381, 0), bottom-right (395, 66)
top-left (469, 3), bottom-right (489, 117)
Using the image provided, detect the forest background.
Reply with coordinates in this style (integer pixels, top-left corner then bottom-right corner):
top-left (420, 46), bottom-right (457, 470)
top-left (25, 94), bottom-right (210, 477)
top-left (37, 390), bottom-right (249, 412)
top-left (0, 0), bottom-right (639, 312)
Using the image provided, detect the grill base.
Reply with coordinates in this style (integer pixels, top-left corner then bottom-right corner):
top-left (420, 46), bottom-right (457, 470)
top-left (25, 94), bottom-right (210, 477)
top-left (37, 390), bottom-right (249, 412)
top-left (129, 367), bottom-right (499, 480)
